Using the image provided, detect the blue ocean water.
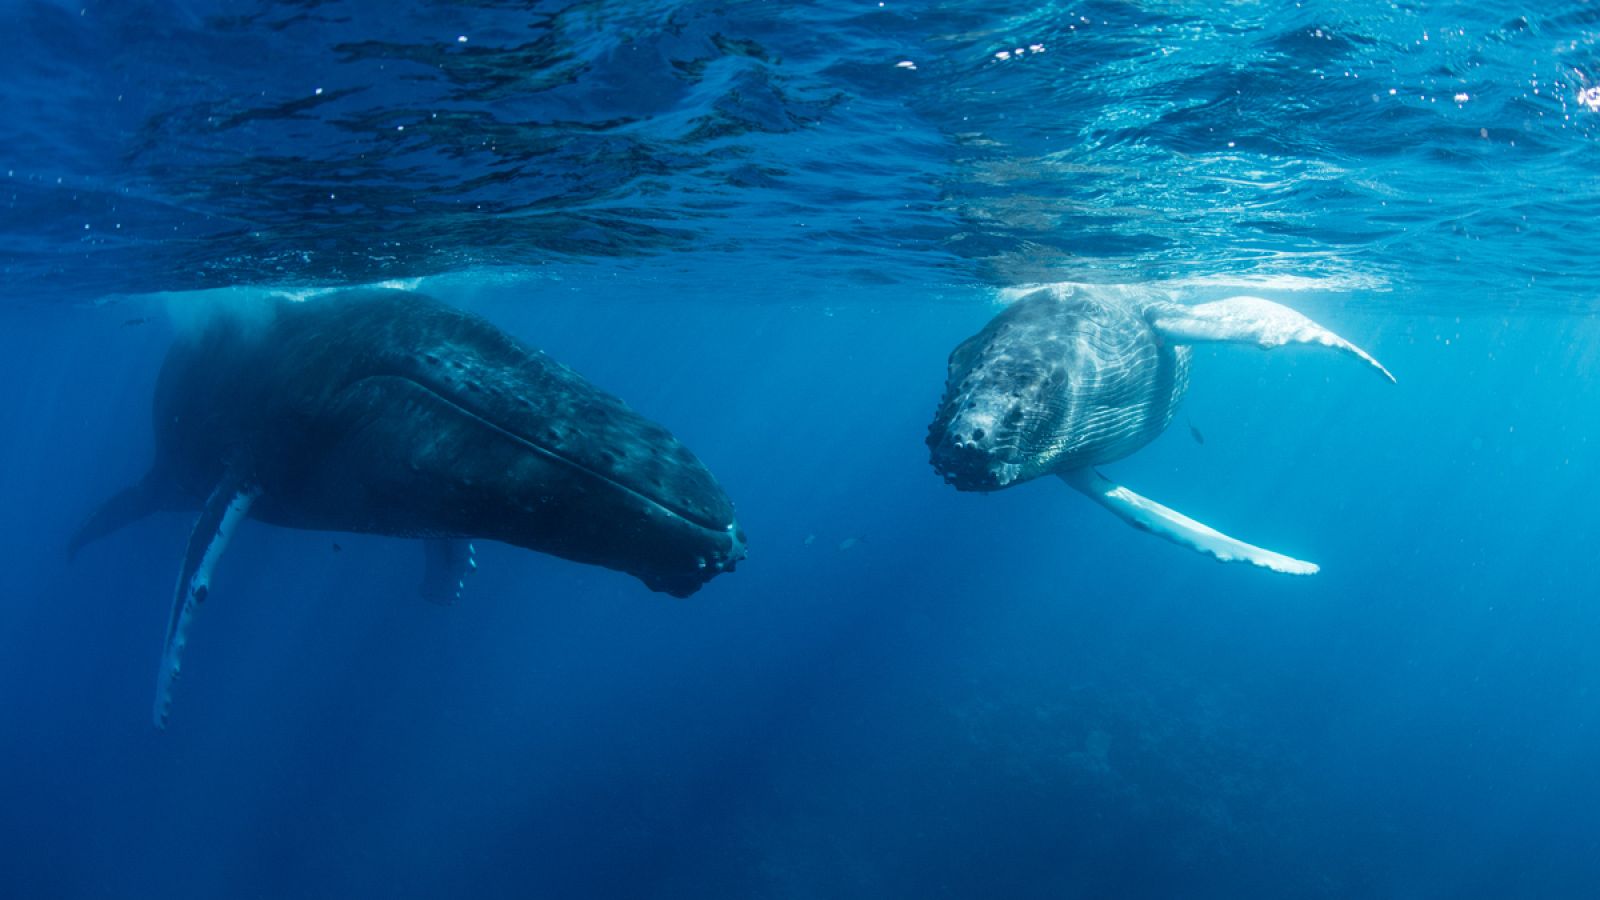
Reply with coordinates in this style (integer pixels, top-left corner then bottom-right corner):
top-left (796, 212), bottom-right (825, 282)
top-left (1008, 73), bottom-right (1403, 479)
top-left (3, 2), bottom-right (1600, 897)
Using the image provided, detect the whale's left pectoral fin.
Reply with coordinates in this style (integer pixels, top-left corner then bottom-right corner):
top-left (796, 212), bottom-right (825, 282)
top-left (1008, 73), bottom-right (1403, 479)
top-left (1060, 469), bottom-right (1318, 576)
top-left (1148, 296), bottom-right (1395, 383)
top-left (421, 539), bottom-right (477, 606)
top-left (154, 472), bottom-right (259, 729)
top-left (68, 470), bottom-right (180, 561)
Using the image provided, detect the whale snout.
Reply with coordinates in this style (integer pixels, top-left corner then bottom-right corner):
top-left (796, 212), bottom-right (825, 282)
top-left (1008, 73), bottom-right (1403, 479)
top-left (642, 520), bottom-right (747, 597)
top-left (928, 435), bottom-right (1021, 492)
top-left (726, 521), bottom-right (749, 567)
top-left (926, 404), bottom-right (1026, 492)
top-left (700, 520), bottom-right (749, 578)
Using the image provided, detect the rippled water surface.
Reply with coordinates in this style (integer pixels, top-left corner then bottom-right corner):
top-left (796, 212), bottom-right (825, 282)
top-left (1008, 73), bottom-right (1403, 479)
top-left (5, 1), bottom-right (1599, 305)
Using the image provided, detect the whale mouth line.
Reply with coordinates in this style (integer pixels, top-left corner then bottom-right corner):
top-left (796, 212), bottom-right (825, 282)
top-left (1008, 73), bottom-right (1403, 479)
top-left (360, 374), bottom-right (734, 537)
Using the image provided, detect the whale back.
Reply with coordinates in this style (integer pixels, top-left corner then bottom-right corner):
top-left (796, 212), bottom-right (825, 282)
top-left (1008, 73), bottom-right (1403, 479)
top-left (927, 286), bottom-right (1191, 491)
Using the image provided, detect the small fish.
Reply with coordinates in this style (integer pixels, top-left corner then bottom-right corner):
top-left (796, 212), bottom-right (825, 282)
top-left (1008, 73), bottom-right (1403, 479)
top-left (838, 536), bottom-right (860, 552)
top-left (803, 533), bottom-right (816, 547)
top-left (122, 317), bottom-right (150, 327)
top-left (330, 542), bottom-right (342, 553)
top-left (1187, 418), bottom-right (1205, 445)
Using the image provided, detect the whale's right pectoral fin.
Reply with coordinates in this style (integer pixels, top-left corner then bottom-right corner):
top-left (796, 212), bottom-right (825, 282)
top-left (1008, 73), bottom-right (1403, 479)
top-left (420, 539), bottom-right (477, 606)
top-left (1148, 295), bottom-right (1395, 383)
top-left (1060, 469), bottom-right (1318, 576)
top-left (154, 471), bottom-right (259, 729)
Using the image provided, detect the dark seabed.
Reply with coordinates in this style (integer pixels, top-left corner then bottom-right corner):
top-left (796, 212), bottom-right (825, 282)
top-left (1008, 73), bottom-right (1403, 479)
top-left (4, 2), bottom-right (1600, 898)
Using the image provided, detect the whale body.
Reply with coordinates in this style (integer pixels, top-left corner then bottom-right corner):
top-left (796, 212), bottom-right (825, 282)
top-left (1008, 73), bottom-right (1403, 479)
top-left (71, 288), bottom-right (745, 726)
top-left (927, 284), bottom-right (1392, 575)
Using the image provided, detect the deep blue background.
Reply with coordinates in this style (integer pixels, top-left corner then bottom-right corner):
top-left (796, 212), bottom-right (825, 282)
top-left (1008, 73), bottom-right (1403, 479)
top-left (5, 277), bottom-right (1600, 898)
top-left (5, 1), bottom-right (1600, 897)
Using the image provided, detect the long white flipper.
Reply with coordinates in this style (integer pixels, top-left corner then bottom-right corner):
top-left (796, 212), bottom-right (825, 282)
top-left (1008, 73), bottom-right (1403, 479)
top-left (156, 475), bottom-right (258, 729)
top-left (1060, 469), bottom-right (1318, 575)
top-left (1148, 296), bottom-right (1395, 383)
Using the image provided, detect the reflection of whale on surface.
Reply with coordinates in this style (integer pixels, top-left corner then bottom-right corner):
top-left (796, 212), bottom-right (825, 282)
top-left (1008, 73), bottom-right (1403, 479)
top-left (927, 284), bottom-right (1393, 575)
top-left (70, 289), bottom-right (746, 727)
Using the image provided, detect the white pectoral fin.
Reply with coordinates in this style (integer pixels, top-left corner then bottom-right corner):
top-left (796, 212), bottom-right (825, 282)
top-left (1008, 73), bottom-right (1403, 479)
top-left (1149, 296), bottom-right (1395, 383)
top-left (1061, 470), bottom-right (1318, 576)
top-left (155, 474), bottom-right (259, 729)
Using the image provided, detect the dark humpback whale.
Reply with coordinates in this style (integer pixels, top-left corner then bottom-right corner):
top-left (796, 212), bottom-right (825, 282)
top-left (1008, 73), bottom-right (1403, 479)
top-left (927, 283), bottom-right (1392, 574)
top-left (71, 288), bottom-right (746, 726)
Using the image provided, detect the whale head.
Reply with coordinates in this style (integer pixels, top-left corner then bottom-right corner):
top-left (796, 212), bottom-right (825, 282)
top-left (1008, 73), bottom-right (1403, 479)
top-left (925, 321), bottom-right (1052, 492)
top-left (267, 291), bottom-right (747, 597)
top-left (925, 288), bottom-right (1189, 492)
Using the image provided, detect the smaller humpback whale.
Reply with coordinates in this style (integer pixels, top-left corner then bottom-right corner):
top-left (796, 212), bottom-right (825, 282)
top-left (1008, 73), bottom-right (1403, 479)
top-left (71, 289), bottom-right (745, 726)
top-left (926, 284), bottom-right (1393, 575)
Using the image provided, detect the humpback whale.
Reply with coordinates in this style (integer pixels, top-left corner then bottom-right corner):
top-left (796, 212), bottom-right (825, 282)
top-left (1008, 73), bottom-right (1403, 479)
top-left (927, 283), bottom-right (1392, 574)
top-left (71, 289), bottom-right (746, 726)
